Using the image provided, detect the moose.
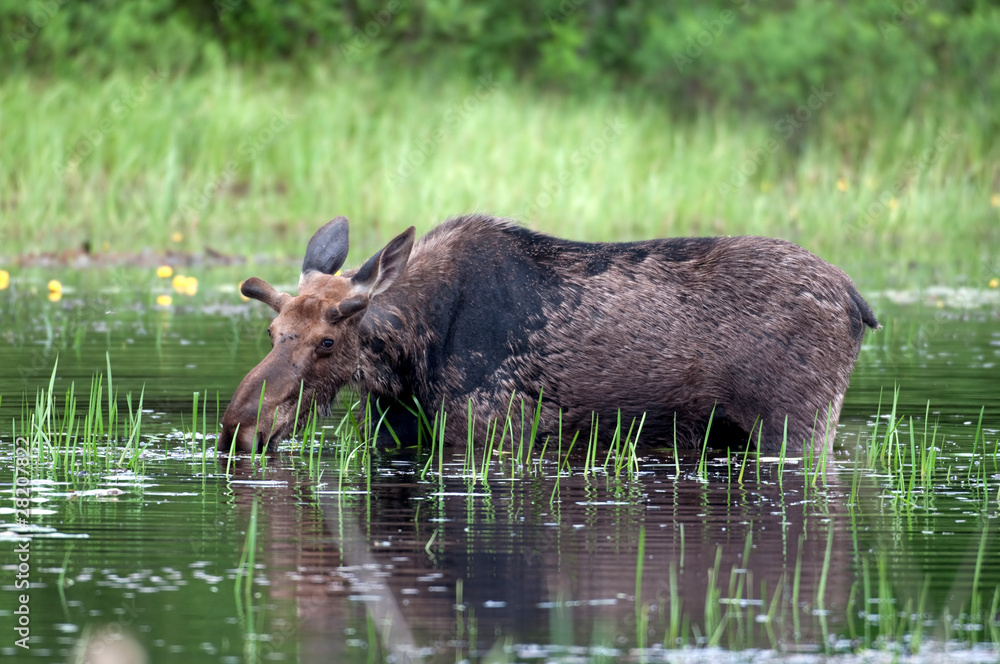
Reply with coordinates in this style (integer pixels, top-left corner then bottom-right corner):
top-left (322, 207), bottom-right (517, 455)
top-left (219, 215), bottom-right (878, 455)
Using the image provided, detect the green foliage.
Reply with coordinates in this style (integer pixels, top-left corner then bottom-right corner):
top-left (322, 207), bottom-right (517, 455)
top-left (2, 1), bottom-right (999, 123)
top-left (1, 2), bottom-right (997, 287)
top-left (1, 64), bottom-right (997, 287)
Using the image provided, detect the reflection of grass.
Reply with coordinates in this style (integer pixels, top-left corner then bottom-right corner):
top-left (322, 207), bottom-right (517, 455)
top-left (234, 497), bottom-right (264, 664)
top-left (2, 68), bottom-right (996, 287)
top-left (314, 391), bottom-right (1000, 660)
top-left (327, 389), bottom-right (995, 657)
top-left (635, 525), bottom-right (647, 650)
top-left (616, 539), bottom-right (999, 658)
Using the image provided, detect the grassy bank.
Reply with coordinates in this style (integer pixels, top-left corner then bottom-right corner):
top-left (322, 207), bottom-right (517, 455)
top-left (1, 65), bottom-right (997, 288)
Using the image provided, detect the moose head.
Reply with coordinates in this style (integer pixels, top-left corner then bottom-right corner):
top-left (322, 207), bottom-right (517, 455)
top-left (218, 217), bottom-right (415, 454)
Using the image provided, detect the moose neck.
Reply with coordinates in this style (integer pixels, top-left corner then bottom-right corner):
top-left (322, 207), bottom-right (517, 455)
top-left (351, 266), bottom-right (441, 404)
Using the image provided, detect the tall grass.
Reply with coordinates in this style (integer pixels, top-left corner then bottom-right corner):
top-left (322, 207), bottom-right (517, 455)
top-left (14, 355), bottom-right (149, 475)
top-left (850, 388), bottom-right (997, 511)
top-left (14, 353), bottom-right (995, 523)
top-left (1, 66), bottom-right (996, 287)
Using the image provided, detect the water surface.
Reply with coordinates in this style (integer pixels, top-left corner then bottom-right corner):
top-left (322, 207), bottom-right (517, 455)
top-left (1, 268), bottom-right (998, 662)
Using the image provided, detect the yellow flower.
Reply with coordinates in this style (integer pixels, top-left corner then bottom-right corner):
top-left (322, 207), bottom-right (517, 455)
top-left (171, 232), bottom-right (184, 243)
top-left (760, 180), bottom-right (772, 193)
top-left (990, 278), bottom-right (999, 289)
top-left (47, 279), bottom-right (63, 302)
top-left (157, 294), bottom-right (173, 307)
top-left (836, 178), bottom-right (849, 192)
top-left (991, 193), bottom-right (1000, 208)
top-left (0, 270), bottom-right (9, 290)
top-left (172, 275), bottom-right (198, 296)
top-left (888, 197), bottom-right (899, 211)
top-left (157, 265), bottom-right (173, 278)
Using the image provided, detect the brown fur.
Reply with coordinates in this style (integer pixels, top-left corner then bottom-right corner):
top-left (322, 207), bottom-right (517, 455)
top-left (219, 215), bottom-right (878, 454)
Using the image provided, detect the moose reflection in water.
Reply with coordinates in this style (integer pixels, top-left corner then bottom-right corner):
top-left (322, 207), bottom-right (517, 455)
top-left (225, 455), bottom-right (854, 661)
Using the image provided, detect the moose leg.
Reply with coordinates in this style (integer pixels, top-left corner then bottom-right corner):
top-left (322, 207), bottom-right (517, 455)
top-left (755, 393), bottom-right (842, 455)
top-left (367, 395), bottom-right (422, 448)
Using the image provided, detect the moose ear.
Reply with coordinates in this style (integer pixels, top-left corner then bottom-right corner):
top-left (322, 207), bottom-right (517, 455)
top-left (301, 217), bottom-right (350, 283)
top-left (326, 294), bottom-right (370, 324)
top-left (351, 226), bottom-right (415, 297)
top-left (241, 277), bottom-right (290, 313)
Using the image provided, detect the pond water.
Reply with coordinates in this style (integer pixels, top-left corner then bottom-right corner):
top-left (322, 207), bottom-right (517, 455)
top-left (1, 267), bottom-right (999, 664)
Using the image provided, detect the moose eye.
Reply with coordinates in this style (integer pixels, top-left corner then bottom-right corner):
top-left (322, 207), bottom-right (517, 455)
top-left (319, 338), bottom-right (334, 350)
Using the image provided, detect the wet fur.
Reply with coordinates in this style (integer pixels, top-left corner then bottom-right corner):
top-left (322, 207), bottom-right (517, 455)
top-left (222, 215), bottom-right (878, 454)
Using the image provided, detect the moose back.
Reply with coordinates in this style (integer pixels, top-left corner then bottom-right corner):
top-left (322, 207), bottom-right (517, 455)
top-left (219, 215), bottom-right (878, 455)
